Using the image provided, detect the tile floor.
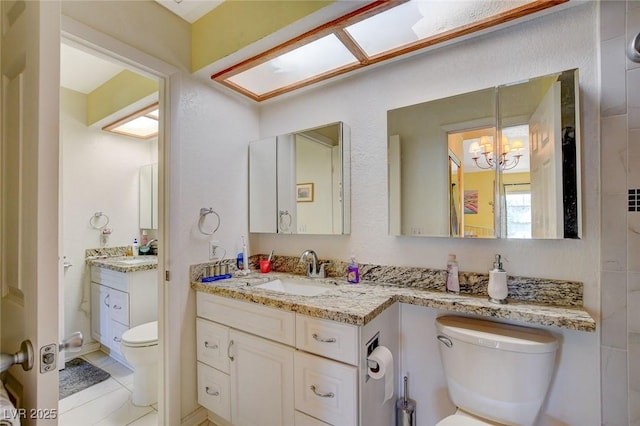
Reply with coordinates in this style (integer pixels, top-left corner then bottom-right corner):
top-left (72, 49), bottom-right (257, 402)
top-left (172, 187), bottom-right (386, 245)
top-left (58, 350), bottom-right (214, 426)
top-left (58, 350), bottom-right (156, 426)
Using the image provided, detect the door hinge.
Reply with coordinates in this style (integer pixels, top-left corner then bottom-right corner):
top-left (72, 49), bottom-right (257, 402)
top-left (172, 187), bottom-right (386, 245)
top-left (165, 270), bottom-right (170, 281)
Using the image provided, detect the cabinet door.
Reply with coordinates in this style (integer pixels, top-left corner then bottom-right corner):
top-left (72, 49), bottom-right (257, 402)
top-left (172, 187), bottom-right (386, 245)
top-left (230, 330), bottom-right (294, 426)
top-left (90, 282), bottom-right (109, 344)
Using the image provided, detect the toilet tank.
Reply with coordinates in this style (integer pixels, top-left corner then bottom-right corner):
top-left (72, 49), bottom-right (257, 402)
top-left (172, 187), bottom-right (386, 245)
top-left (435, 316), bottom-right (558, 426)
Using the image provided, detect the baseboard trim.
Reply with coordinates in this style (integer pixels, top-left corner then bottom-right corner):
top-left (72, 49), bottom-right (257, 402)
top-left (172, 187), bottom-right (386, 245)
top-left (181, 406), bottom-right (208, 426)
top-left (64, 341), bottom-right (101, 361)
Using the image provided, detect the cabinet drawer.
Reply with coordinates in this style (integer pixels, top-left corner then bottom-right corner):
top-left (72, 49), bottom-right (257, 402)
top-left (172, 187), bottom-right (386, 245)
top-left (295, 410), bottom-right (331, 425)
top-left (109, 288), bottom-right (129, 326)
top-left (296, 314), bottom-right (358, 365)
top-left (91, 266), bottom-right (128, 292)
top-left (294, 351), bottom-right (357, 426)
top-left (196, 318), bottom-right (230, 374)
top-left (197, 362), bottom-right (231, 423)
top-left (109, 320), bottom-right (128, 356)
top-left (197, 292), bottom-right (295, 346)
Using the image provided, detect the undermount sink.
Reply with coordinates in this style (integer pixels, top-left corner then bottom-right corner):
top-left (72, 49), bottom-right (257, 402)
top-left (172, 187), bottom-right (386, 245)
top-left (255, 278), bottom-right (333, 297)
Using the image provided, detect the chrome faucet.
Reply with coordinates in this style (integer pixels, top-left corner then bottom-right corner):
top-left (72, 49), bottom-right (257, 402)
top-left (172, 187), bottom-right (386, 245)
top-left (143, 239), bottom-right (158, 249)
top-left (299, 249), bottom-right (326, 278)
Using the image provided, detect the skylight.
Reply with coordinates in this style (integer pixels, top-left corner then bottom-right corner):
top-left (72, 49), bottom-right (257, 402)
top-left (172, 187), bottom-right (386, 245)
top-left (212, 0), bottom-right (568, 102)
top-left (102, 103), bottom-right (159, 140)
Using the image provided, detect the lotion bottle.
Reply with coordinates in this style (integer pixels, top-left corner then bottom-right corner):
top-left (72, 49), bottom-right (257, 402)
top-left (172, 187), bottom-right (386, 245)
top-left (446, 254), bottom-right (459, 294)
top-left (488, 254), bottom-right (508, 304)
top-left (132, 238), bottom-right (139, 256)
top-left (347, 256), bottom-right (360, 284)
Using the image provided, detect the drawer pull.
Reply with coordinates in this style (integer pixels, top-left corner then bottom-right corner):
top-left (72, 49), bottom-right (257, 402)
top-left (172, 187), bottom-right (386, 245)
top-left (312, 333), bottom-right (336, 343)
top-left (310, 385), bottom-right (334, 398)
top-left (104, 294), bottom-right (110, 308)
top-left (113, 305), bottom-right (122, 310)
top-left (113, 336), bottom-right (121, 343)
top-left (205, 386), bottom-right (219, 396)
top-left (204, 341), bottom-right (218, 350)
top-left (228, 340), bottom-right (234, 361)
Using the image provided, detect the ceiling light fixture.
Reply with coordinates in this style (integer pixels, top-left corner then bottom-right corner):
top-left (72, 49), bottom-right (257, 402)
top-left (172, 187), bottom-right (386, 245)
top-left (102, 103), bottom-right (159, 140)
top-left (469, 135), bottom-right (524, 170)
top-left (211, 0), bottom-right (568, 102)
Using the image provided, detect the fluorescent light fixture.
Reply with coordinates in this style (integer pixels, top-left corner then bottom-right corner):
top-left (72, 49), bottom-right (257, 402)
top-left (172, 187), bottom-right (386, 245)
top-left (212, 0), bottom-right (568, 101)
top-left (102, 103), bottom-right (159, 140)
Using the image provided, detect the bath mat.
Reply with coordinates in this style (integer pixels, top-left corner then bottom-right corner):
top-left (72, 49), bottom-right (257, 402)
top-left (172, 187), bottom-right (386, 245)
top-left (59, 358), bottom-right (110, 400)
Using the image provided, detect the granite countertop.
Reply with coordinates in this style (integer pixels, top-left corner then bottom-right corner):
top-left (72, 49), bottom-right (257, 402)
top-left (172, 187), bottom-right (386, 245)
top-left (191, 272), bottom-right (596, 333)
top-left (87, 255), bottom-right (158, 273)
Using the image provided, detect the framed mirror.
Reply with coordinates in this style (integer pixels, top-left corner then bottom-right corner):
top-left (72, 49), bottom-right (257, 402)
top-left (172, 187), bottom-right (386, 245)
top-left (387, 69), bottom-right (580, 239)
top-left (139, 163), bottom-right (158, 230)
top-left (249, 122), bottom-right (351, 235)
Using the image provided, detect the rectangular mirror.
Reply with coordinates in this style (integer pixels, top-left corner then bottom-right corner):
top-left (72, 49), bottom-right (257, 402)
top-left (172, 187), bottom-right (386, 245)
top-left (139, 163), bottom-right (158, 230)
top-left (388, 69), bottom-right (580, 239)
top-left (249, 122), bottom-right (351, 235)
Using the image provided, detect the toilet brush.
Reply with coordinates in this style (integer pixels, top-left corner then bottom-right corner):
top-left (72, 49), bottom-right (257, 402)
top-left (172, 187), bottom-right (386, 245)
top-left (396, 375), bottom-right (416, 426)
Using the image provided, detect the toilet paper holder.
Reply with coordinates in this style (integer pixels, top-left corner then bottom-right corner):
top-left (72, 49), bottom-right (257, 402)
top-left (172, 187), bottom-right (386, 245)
top-left (367, 359), bottom-right (380, 371)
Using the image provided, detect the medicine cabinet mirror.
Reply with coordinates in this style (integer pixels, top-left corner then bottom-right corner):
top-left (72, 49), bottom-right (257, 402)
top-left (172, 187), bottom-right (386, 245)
top-left (249, 122), bottom-right (351, 235)
top-left (388, 68), bottom-right (580, 239)
top-left (139, 163), bottom-right (158, 230)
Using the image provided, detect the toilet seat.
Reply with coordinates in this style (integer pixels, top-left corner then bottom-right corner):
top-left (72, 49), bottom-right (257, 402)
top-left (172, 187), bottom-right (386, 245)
top-left (122, 321), bottom-right (158, 347)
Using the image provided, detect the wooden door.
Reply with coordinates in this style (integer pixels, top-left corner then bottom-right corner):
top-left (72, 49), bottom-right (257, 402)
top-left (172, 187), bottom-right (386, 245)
top-left (1, 0), bottom-right (61, 423)
top-left (529, 81), bottom-right (563, 238)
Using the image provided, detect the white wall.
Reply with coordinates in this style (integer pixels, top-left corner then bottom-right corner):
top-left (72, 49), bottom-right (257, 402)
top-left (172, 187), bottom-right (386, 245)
top-left (60, 87), bottom-right (156, 346)
top-left (168, 75), bottom-right (259, 417)
top-left (253, 3), bottom-right (600, 424)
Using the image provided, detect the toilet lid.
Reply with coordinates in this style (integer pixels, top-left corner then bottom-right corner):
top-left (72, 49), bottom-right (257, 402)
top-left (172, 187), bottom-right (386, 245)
top-left (436, 414), bottom-right (493, 426)
top-left (122, 321), bottom-right (157, 347)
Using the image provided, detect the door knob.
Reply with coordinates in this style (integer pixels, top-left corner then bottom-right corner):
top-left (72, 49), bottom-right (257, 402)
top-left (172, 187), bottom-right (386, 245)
top-left (0, 340), bottom-right (34, 373)
top-left (59, 331), bottom-right (83, 353)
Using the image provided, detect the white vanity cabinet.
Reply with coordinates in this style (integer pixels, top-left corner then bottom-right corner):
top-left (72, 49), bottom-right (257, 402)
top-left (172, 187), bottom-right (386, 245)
top-left (196, 292), bottom-right (398, 426)
top-left (196, 293), bottom-right (295, 426)
top-left (90, 266), bottom-right (157, 363)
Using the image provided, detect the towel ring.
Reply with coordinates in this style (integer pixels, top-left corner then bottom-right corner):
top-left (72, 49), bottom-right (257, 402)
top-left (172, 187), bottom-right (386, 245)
top-left (279, 210), bottom-right (292, 232)
top-left (199, 208), bottom-right (221, 235)
top-left (89, 212), bottom-right (109, 230)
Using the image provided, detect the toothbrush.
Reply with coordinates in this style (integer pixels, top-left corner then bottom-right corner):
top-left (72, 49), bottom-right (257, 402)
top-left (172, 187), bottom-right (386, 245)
top-left (267, 250), bottom-right (274, 262)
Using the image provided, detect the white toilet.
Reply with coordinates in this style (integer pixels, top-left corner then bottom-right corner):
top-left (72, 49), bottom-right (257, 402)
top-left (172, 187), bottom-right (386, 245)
top-left (435, 315), bottom-right (558, 426)
top-left (121, 321), bottom-right (158, 406)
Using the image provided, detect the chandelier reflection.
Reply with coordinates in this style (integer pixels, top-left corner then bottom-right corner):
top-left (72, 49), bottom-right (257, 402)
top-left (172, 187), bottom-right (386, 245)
top-left (469, 135), bottom-right (524, 170)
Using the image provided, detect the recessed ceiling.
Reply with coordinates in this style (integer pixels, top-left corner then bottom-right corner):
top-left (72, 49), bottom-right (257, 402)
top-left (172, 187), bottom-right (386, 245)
top-left (60, 43), bottom-right (125, 94)
top-left (154, 0), bottom-right (223, 23)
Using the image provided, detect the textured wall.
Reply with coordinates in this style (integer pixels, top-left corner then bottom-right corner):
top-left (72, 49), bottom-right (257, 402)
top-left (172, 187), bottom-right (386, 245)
top-left (253, 3), bottom-right (600, 424)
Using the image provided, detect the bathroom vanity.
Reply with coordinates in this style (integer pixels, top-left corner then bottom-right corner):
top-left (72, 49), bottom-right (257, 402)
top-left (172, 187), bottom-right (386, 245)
top-left (89, 257), bottom-right (158, 366)
top-left (192, 265), bottom-right (595, 426)
top-left (196, 291), bottom-right (399, 426)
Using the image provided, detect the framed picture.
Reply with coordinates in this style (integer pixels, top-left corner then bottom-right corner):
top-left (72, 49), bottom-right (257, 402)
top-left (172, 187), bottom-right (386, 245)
top-left (297, 183), bottom-right (314, 202)
top-left (464, 190), bottom-right (478, 214)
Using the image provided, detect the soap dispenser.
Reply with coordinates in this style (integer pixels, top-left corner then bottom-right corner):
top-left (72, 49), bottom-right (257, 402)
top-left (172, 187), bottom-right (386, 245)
top-left (488, 254), bottom-right (508, 304)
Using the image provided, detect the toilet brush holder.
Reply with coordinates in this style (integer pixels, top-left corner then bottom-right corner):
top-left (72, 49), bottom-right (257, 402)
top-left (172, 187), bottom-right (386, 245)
top-left (396, 376), bottom-right (416, 426)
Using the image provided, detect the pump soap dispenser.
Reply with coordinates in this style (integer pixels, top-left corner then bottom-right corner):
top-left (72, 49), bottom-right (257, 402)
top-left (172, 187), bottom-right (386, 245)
top-left (488, 254), bottom-right (508, 304)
